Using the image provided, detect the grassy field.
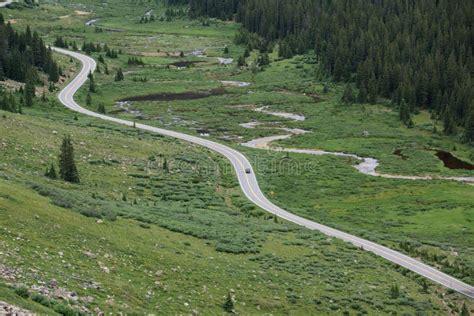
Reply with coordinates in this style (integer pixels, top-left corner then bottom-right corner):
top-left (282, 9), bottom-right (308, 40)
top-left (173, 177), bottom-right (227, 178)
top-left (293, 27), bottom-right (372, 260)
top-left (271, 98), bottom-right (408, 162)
top-left (1, 0), bottom-right (473, 313)
top-left (42, 0), bottom-right (474, 270)
top-left (3, 111), bottom-right (469, 314)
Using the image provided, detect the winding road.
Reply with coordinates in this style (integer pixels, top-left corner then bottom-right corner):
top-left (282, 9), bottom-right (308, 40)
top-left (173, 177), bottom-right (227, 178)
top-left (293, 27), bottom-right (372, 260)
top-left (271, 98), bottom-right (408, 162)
top-left (53, 47), bottom-right (474, 299)
top-left (0, 0), bottom-right (13, 8)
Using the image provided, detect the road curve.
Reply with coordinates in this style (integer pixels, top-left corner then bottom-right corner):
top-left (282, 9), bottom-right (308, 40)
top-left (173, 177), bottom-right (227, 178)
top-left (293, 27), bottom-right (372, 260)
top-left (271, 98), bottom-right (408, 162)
top-left (0, 0), bottom-right (13, 8)
top-left (53, 47), bottom-right (474, 299)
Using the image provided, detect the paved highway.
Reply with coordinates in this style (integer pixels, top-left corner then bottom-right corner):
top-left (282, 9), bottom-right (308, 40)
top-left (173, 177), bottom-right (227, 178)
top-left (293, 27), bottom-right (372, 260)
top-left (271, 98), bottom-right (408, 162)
top-left (54, 47), bottom-right (474, 299)
top-left (0, 0), bottom-right (13, 7)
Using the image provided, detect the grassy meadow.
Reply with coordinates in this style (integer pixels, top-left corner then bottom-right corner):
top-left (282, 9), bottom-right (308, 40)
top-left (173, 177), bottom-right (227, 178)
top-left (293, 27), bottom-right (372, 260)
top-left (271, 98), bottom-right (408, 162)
top-left (0, 0), bottom-right (473, 313)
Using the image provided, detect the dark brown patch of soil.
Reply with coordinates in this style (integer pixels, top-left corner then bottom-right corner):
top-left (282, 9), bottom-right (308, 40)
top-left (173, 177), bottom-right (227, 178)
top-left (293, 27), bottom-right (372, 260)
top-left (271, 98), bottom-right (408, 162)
top-left (169, 61), bottom-right (204, 68)
top-left (119, 88), bottom-right (225, 102)
top-left (393, 149), bottom-right (409, 160)
top-left (435, 150), bottom-right (474, 170)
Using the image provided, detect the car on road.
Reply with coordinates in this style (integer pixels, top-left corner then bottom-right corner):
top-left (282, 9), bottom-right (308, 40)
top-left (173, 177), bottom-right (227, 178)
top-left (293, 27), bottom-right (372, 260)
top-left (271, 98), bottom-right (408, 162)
top-left (245, 168), bottom-right (251, 174)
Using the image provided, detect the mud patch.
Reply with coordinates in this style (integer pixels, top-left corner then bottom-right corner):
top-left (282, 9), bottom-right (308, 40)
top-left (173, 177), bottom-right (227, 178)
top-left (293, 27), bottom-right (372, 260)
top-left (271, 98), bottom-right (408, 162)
top-left (435, 151), bottom-right (474, 170)
top-left (120, 88), bottom-right (225, 102)
top-left (393, 149), bottom-right (408, 160)
top-left (169, 61), bottom-right (204, 68)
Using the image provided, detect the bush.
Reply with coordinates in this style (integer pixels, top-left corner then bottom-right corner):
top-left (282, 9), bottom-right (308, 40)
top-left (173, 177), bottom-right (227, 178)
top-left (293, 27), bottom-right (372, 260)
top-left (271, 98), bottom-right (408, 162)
top-left (138, 222), bottom-right (151, 229)
top-left (31, 293), bottom-right (51, 306)
top-left (14, 286), bottom-right (29, 298)
top-left (79, 209), bottom-right (102, 218)
top-left (53, 303), bottom-right (79, 316)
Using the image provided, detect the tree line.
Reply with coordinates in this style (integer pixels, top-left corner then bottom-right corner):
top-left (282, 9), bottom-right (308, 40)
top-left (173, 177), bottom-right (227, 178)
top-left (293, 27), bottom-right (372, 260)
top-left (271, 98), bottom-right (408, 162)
top-left (187, 0), bottom-right (473, 142)
top-left (0, 14), bottom-right (62, 113)
top-left (0, 14), bottom-right (60, 84)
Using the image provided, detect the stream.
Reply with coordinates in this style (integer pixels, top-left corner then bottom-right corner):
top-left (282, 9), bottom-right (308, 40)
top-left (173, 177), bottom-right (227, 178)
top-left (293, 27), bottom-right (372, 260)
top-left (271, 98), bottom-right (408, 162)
top-left (240, 108), bottom-right (474, 184)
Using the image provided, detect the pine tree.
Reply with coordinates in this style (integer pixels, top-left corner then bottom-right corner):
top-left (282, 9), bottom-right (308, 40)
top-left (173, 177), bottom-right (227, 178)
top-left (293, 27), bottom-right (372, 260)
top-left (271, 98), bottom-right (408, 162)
top-left (357, 87), bottom-right (368, 103)
top-left (421, 279), bottom-right (429, 293)
top-left (114, 68), bottom-right (124, 82)
top-left (163, 158), bottom-right (169, 173)
top-left (243, 48), bottom-right (250, 58)
top-left (237, 56), bottom-right (246, 67)
top-left (24, 73), bottom-right (35, 107)
top-left (464, 111), bottom-right (474, 143)
top-left (58, 135), bottom-right (80, 184)
top-left (460, 303), bottom-right (470, 316)
top-left (88, 72), bottom-right (96, 93)
top-left (224, 46), bottom-right (229, 55)
top-left (222, 292), bottom-right (234, 313)
top-left (368, 76), bottom-right (378, 104)
top-left (399, 99), bottom-right (410, 125)
top-left (322, 84), bottom-right (329, 94)
top-left (97, 103), bottom-right (106, 114)
top-left (257, 52), bottom-right (270, 66)
top-left (48, 62), bottom-right (59, 83)
top-left (45, 163), bottom-right (57, 180)
top-left (342, 84), bottom-right (354, 104)
top-left (443, 110), bottom-right (457, 135)
top-left (390, 284), bottom-right (400, 299)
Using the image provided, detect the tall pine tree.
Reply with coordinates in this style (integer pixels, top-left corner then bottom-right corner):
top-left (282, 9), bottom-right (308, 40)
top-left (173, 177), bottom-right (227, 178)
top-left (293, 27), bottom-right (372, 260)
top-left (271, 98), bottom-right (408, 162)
top-left (59, 135), bottom-right (80, 184)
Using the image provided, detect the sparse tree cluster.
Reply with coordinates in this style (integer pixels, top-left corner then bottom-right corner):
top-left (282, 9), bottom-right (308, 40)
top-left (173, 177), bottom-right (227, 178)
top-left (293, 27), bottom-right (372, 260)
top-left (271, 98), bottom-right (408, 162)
top-left (54, 36), bottom-right (78, 51)
top-left (82, 41), bottom-right (119, 59)
top-left (127, 56), bottom-right (145, 66)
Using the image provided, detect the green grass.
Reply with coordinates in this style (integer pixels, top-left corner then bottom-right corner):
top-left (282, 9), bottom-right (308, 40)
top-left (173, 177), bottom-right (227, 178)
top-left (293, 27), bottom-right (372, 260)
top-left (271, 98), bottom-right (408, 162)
top-left (1, 0), bottom-right (473, 313)
top-left (63, 22), bottom-right (473, 280)
top-left (2, 111), bottom-right (468, 314)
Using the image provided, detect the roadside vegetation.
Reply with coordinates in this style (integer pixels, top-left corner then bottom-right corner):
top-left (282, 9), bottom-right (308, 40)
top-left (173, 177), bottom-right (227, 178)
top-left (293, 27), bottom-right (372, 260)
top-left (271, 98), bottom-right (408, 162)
top-left (0, 0), bottom-right (472, 314)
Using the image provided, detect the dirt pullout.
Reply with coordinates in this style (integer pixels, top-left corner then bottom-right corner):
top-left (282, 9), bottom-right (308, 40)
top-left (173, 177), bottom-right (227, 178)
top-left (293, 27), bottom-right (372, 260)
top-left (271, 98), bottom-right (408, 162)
top-left (120, 88), bottom-right (225, 102)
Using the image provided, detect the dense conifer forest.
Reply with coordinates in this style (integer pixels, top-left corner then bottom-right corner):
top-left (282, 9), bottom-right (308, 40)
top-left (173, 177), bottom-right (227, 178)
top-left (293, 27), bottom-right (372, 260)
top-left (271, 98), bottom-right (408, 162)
top-left (188, 0), bottom-right (473, 142)
top-left (0, 13), bottom-right (60, 113)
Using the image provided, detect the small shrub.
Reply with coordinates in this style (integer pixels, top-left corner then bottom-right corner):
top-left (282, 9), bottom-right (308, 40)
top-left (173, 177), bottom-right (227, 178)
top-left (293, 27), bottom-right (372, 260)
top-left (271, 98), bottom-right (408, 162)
top-left (31, 293), bottom-right (51, 306)
top-left (53, 303), bottom-right (78, 316)
top-left (138, 222), bottom-right (151, 229)
top-left (14, 286), bottom-right (29, 298)
top-left (80, 209), bottom-right (101, 218)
